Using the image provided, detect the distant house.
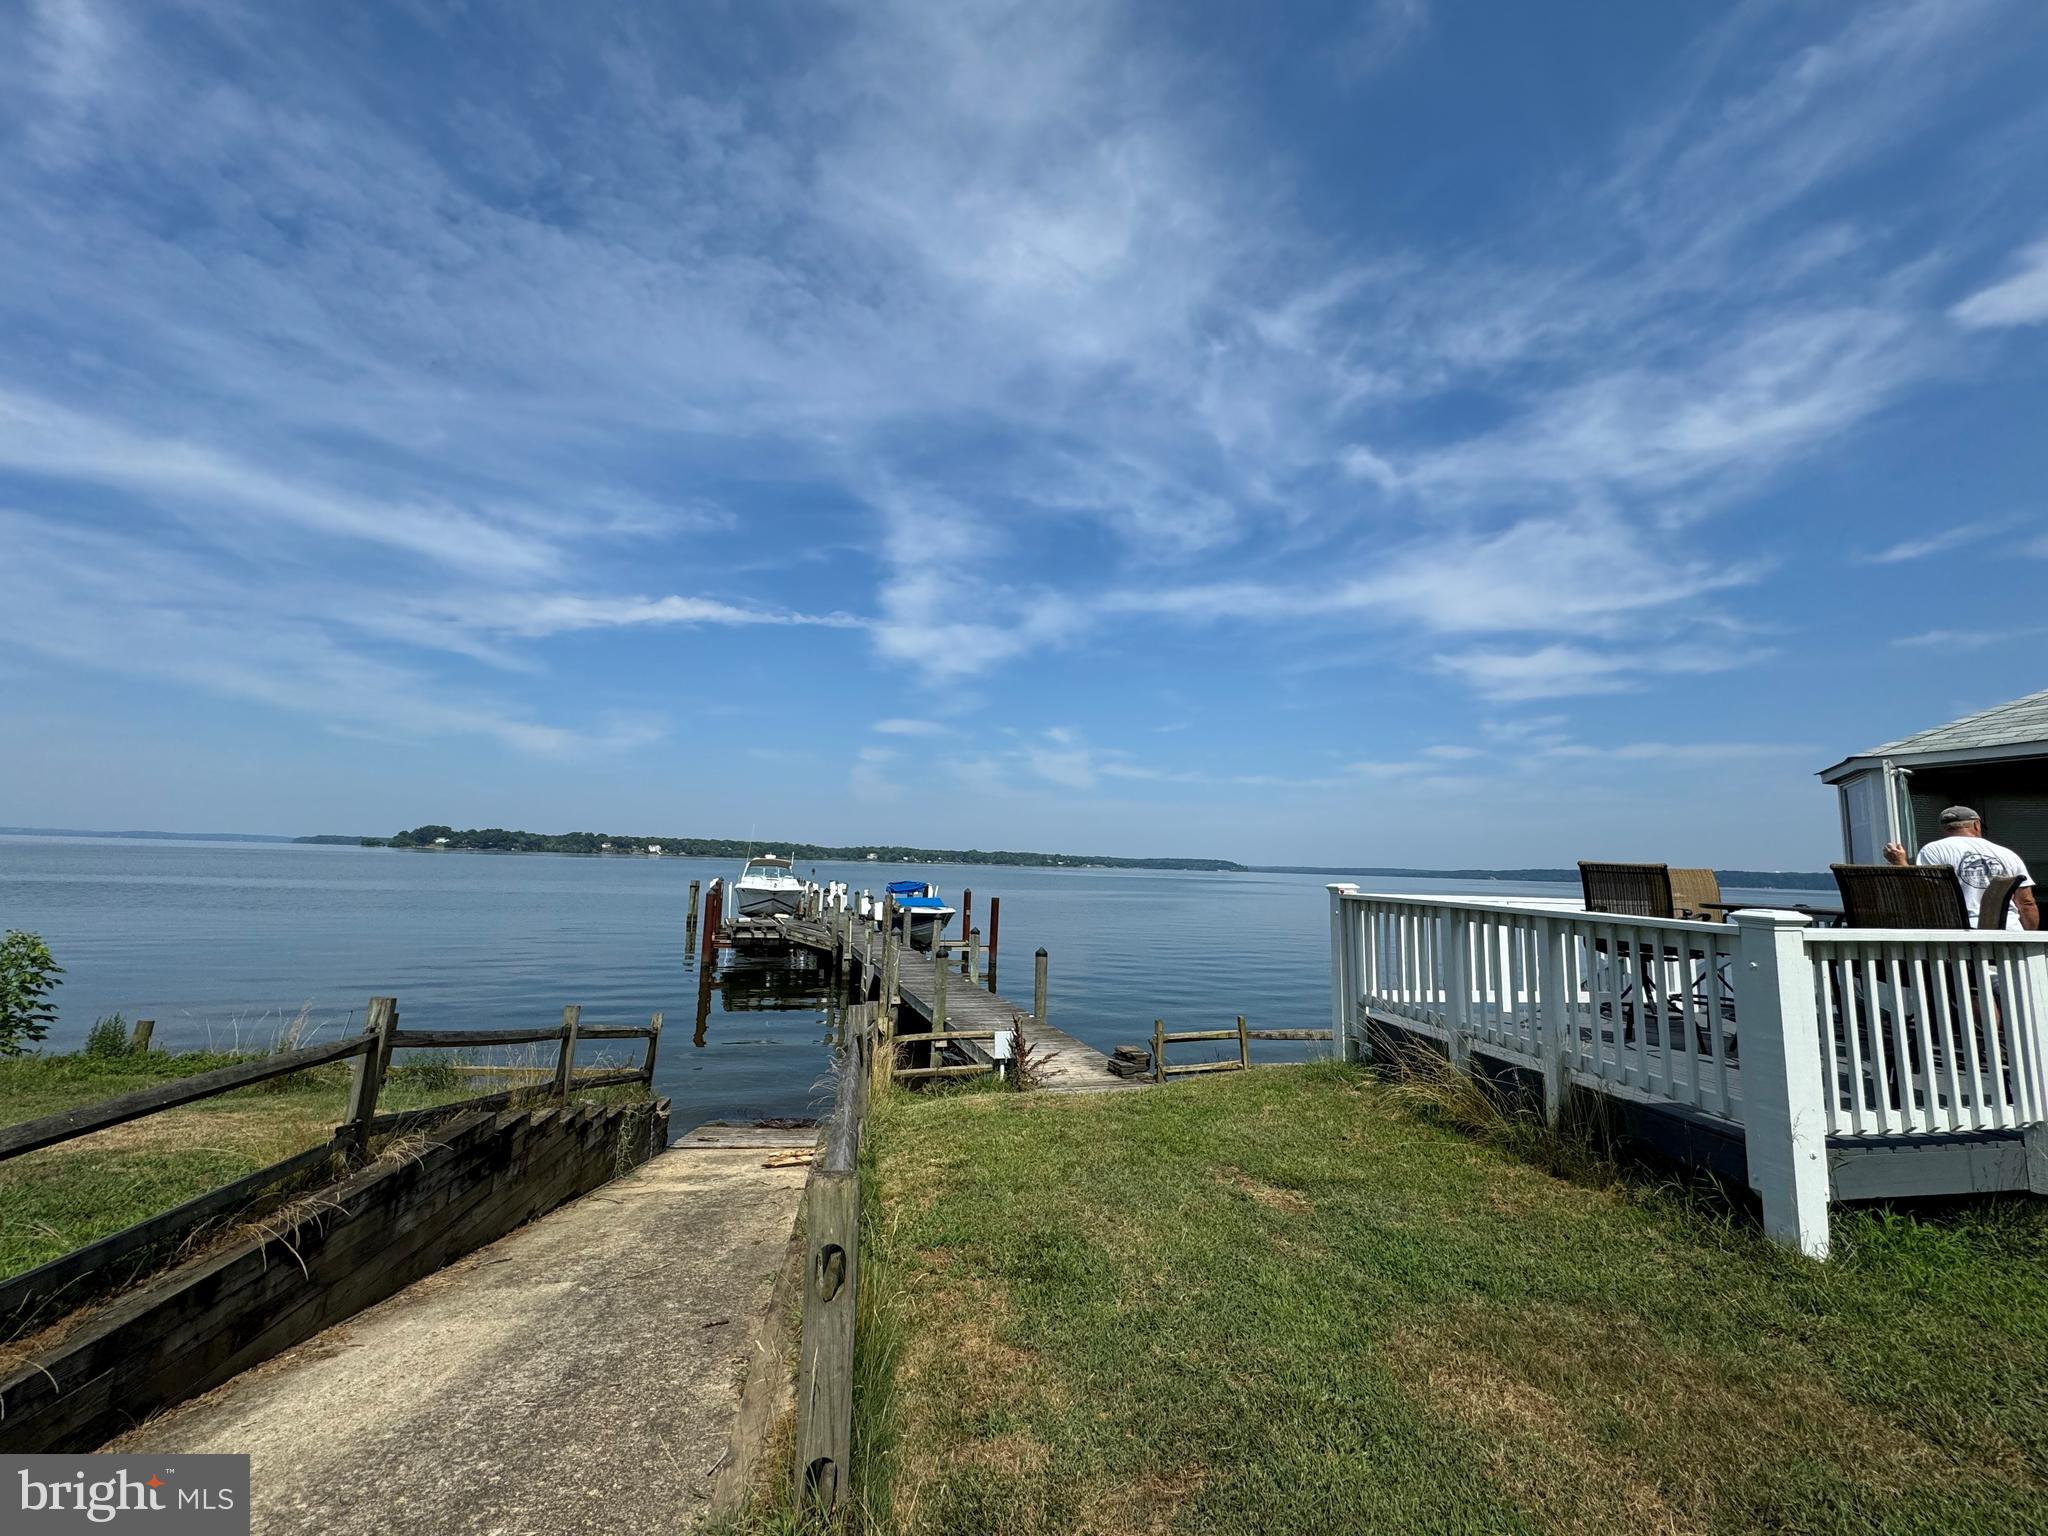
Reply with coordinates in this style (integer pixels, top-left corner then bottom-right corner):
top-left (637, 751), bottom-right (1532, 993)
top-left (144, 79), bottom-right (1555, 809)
top-left (1819, 686), bottom-right (2048, 868)
top-left (432, 837), bottom-right (450, 846)
top-left (646, 843), bottom-right (663, 855)
top-left (600, 842), bottom-right (613, 851)
top-left (866, 852), bottom-right (878, 861)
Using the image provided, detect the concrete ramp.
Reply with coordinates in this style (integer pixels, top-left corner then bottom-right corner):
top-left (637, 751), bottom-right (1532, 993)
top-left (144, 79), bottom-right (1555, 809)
top-left (115, 1128), bottom-right (813, 1534)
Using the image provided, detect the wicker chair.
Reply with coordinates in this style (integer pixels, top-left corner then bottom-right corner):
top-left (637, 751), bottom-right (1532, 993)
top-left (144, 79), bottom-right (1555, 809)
top-left (1980, 873), bottom-right (2025, 931)
top-left (1668, 867), bottom-right (1723, 922)
top-left (1830, 864), bottom-right (1971, 930)
top-left (1578, 862), bottom-right (1675, 918)
top-left (1828, 864), bottom-right (1987, 1119)
top-left (1577, 862), bottom-right (1726, 1052)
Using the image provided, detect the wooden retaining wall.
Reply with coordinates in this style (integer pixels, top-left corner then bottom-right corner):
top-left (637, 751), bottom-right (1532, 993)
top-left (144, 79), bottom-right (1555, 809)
top-left (0, 1097), bottom-right (669, 1453)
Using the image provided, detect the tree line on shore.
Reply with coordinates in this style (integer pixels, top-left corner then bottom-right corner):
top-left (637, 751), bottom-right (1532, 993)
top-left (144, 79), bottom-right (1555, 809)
top-left (334, 825), bottom-right (1247, 872)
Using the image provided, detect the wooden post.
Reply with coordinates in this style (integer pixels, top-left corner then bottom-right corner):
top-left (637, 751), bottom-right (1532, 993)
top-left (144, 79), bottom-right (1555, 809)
top-left (1237, 1013), bottom-right (1250, 1071)
top-left (554, 1005), bottom-right (582, 1102)
top-left (642, 1011), bottom-right (664, 1082)
top-left (1153, 1018), bottom-right (1165, 1084)
top-left (701, 879), bottom-right (723, 965)
top-left (128, 1018), bottom-right (155, 1053)
top-left (794, 1164), bottom-right (858, 1513)
top-left (1731, 910), bottom-right (1830, 1259)
top-left (686, 879), bottom-right (701, 948)
top-left (881, 926), bottom-right (900, 1031)
top-left (962, 888), bottom-right (972, 958)
top-left (932, 938), bottom-right (949, 1065)
top-left (987, 897), bottom-right (1001, 991)
top-left (1033, 947), bottom-right (1049, 1033)
top-left (341, 996), bottom-right (397, 1152)
top-left (967, 927), bottom-right (981, 984)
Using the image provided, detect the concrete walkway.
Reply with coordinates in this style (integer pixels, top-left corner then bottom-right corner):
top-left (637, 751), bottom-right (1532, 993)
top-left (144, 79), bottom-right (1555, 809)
top-left (116, 1125), bottom-right (814, 1535)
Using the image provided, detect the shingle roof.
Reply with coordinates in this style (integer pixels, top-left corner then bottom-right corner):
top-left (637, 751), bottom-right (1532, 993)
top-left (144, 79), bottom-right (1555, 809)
top-left (1861, 686), bottom-right (2048, 758)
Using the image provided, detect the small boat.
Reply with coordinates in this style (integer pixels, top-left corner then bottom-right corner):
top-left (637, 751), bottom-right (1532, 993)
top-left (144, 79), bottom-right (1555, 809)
top-left (885, 879), bottom-right (954, 950)
top-left (733, 854), bottom-right (807, 918)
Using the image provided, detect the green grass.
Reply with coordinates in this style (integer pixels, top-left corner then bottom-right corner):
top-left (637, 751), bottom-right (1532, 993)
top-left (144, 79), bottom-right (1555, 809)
top-left (0, 1048), bottom-right (643, 1288)
top-left (853, 1062), bottom-right (2048, 1535)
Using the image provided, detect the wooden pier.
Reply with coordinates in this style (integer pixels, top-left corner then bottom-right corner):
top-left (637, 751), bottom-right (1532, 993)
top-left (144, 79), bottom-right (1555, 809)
top-left (722, 905), bottom-right (1133, 1092)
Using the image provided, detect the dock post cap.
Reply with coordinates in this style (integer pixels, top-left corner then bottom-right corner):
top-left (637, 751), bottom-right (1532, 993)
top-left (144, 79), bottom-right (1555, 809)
top-left (1035, 946), bottom-right (1048, 957)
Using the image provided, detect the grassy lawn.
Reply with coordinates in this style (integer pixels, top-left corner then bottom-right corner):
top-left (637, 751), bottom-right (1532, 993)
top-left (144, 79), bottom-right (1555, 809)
top-left (0, 1048), bottom-right (631, 1285)
top-left (853, 1062), bottom-right (2048, 1534)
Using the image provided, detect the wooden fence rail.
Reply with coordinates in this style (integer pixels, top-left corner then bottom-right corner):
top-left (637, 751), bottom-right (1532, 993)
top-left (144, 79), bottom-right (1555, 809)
top-left (1150, 1017), bottom-right (1334, 1082)
top-left (0, 997), bottom-right (666, 1335)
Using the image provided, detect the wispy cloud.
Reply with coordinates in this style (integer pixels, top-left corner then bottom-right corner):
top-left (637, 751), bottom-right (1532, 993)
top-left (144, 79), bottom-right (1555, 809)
top-left (1858, 516), bottom-right (2020, 564)
top-left (1952, 232), bottom-right (2048, 329)
top-left (0, 0), bottom-right (2041, 833)
top-left (873, 718), bottom-right (953, 737)
top-left (1338, 0), bottom-right (1431, 78)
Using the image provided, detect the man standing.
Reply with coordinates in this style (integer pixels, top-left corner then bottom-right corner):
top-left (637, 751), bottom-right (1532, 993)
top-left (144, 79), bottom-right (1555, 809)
top-left (1884, 805), bottom-right (2040, 930)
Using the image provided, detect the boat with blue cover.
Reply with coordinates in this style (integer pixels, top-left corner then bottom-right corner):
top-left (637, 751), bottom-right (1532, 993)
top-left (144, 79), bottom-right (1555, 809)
top-left (885, 879), bottom-right (954, 950)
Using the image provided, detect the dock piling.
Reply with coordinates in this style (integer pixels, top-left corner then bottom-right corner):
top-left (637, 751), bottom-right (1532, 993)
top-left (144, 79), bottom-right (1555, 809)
top-left (987, 898), bottom-right (1000, 990)
top-left (1033, 948), bottom-right (1049, 1032)
top-left (1237, 1013), bottom-right (1250, 1071)
top-left (686, 879), bottom-right (700, 947)
top-left (932, 939), bottom-right (948, 1061)
top-left (1153, 1019), bottom-right (1165, 1084)
top-left (129, 1017), bottom-right (155, 1053)
top-left (967, 927), bottom-right (981, 984)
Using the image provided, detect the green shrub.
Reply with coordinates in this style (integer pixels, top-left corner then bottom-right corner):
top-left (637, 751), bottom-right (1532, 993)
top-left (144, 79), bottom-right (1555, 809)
top-left (0, 931), bottom-right (63, 1057)
top-left (84, 1014), bottom-right (130, 1057)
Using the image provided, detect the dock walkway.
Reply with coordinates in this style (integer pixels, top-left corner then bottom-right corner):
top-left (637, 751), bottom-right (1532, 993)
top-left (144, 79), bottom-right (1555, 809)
top-left (799, 918), bottom-right (1134, 1093)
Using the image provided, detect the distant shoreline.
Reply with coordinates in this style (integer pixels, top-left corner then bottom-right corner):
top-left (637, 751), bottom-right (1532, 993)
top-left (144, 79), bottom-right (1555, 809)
top-left (4, 828), bottom-right (1834, 887)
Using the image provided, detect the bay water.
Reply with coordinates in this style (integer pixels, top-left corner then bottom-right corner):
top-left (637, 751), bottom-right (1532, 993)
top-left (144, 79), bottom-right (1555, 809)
top-left (0, 835), bottom-right (1817, 1126)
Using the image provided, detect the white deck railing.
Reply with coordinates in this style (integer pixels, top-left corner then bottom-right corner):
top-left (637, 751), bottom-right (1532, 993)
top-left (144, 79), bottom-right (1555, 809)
top-left (1327, 885), bottom-right (2048, 1258)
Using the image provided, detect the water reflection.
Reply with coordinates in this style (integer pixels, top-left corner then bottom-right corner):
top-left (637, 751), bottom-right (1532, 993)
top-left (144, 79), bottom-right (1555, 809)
top-left (694, 948), bottom-right (836, 1047)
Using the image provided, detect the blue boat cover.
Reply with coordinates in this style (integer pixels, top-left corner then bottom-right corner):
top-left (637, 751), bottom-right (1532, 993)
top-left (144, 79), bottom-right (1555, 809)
top-left (895, 895), bottom-right (948, 910)
top-left (886, 880), bottom-right (932, 895)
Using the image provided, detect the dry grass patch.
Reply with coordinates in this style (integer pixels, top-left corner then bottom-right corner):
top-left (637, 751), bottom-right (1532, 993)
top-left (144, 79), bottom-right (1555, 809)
top-left (1216, 1165), bottom-right (1311, 1215)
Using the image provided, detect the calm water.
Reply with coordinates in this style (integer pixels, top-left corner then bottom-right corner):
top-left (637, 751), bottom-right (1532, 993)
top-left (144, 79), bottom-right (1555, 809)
top-left (0, 836), bottom-right (1816, 1125)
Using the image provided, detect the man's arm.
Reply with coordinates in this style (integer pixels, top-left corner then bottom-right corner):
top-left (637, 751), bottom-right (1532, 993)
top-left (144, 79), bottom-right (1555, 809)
top-left (1882, 842), bottom-right (1910, 866)
top-left (2017, 886), bottom-right (2040, 932)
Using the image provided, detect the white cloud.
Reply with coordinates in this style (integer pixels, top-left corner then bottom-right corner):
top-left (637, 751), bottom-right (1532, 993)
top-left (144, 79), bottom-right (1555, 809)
top-left (1432, 643), bottom-right (1759, 702)
top-left (1951, 234), bottom-right (2048, 329)
top-left (1338, 0), bottom-right (1431, 78)
top-left (873, 718), bottom-right (953, 737)
top-left (1859, 516), bottom-right (2019, 564)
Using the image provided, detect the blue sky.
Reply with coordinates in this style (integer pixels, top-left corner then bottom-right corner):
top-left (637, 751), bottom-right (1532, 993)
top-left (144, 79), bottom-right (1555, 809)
top-left (3, 0), bottom-right (2047, 867)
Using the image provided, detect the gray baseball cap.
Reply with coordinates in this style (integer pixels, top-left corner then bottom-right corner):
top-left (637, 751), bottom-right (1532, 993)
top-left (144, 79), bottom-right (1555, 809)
top-left (1939, 805), bottom-right (1982, 827)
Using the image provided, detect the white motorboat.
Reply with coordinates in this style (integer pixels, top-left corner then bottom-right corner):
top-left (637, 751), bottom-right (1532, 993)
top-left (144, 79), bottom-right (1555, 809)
top-left (733, 854), bottom-right (807, 918)
top-left (885, 880), bottom-right (955, 950)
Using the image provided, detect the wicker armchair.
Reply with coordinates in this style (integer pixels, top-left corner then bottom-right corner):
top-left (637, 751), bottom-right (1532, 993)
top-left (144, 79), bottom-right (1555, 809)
top-left (1668, 867), bottom-right (1723, 922)
top-left (1980, 874), bottom-right (2025, 931)
top-left (1578, 861), bottom-right (1675, 918)
top-left (1831, 865), bottom-right (1971, 930)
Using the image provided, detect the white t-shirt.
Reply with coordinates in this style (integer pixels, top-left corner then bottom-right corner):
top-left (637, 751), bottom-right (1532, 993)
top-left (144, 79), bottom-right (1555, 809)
top-left (1915, 836), bottom-right (2035, 930)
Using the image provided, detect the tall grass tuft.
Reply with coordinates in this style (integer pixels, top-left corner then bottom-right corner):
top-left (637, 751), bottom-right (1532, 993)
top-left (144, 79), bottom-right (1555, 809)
top-left (1378, 1037), bottom-right (1620, 1187)
top-left (83, 1014), bottom-right (130, 1058)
